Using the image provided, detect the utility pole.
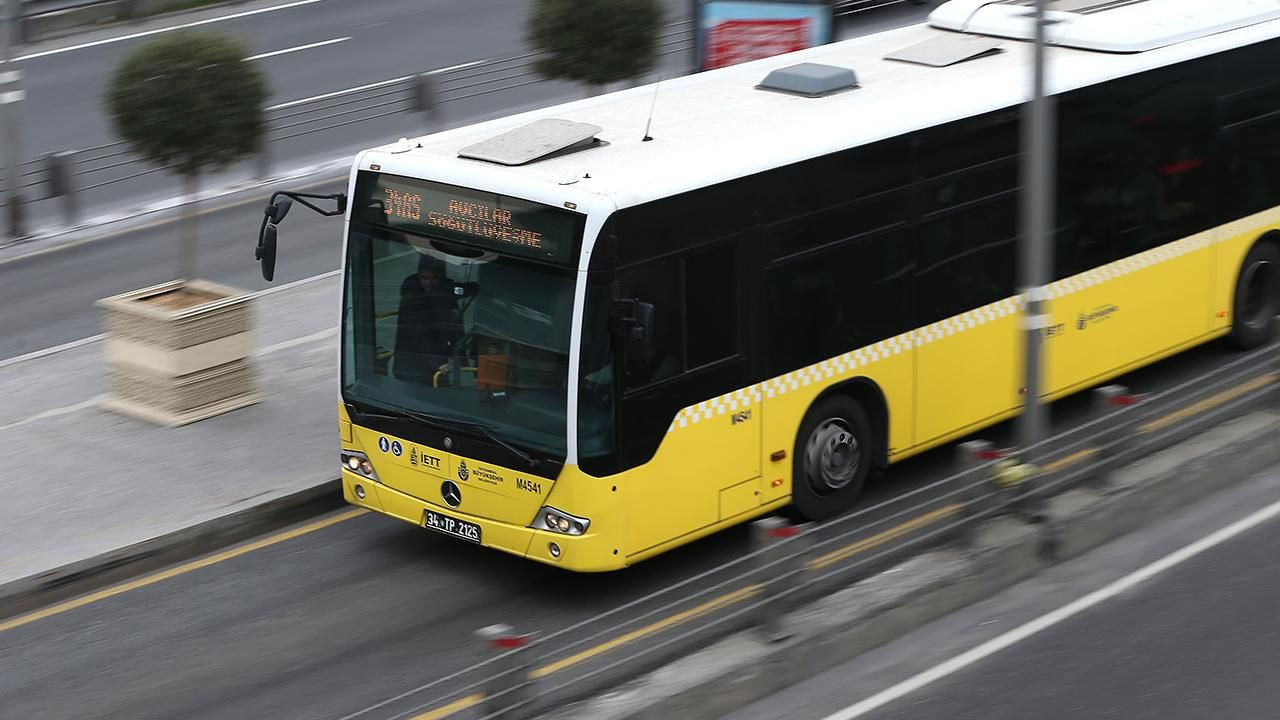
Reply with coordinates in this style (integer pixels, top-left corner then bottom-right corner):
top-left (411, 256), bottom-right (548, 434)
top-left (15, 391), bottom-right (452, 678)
top-left (1, 0), bottom-right (25, 238)
top-left (1019, 0), bottom-right (1053, 462)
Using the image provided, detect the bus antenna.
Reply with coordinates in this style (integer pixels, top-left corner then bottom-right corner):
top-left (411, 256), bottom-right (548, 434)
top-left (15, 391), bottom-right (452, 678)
top-left (642, 77), bottom-right (662, 142)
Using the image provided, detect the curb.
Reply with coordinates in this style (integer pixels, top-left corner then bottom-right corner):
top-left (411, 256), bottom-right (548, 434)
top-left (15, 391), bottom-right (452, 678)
top-left (543, 410), bottom-right (1280, 720)
top-left (0, 478), bottom-right (344, 621)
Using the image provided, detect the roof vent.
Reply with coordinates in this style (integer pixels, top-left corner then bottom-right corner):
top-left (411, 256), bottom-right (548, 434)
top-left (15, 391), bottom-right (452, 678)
top-left (757, 63), bottom-right (858, 98)
top-left (458, 118), bottom-right (604, 166)
top-left (885, 34), bottom-right (1003, 67)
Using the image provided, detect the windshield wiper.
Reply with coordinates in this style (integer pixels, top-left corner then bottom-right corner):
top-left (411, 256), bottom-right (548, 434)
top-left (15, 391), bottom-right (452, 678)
top-left (347, 403), bottom-right (452, 432)
top-left (348, 403), bottom-right (541, 470)
top-left (447, 417), bottom-right (541, 470)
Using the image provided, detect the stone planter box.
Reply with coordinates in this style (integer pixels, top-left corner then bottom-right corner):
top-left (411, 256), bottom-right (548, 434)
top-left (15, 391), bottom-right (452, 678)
top-left (96, 279), bottom-right (258, 426)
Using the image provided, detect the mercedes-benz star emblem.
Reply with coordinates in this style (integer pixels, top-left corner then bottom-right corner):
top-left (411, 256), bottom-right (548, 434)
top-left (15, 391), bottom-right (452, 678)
top-left (444, 436), bottom-right (454, 451)
top-left (441, 481), bottom-right (462, 508)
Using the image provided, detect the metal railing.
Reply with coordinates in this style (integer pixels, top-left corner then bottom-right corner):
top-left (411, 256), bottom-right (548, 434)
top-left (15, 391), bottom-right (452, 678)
top-left (338, 332), bottom-right (1280, 720)
top-left (9, 17), bottom-right (698, 230)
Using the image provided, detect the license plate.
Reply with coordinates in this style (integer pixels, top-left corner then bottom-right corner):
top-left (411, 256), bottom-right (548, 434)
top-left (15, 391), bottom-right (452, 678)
top-left (423, 510), bottom-right (482, 544)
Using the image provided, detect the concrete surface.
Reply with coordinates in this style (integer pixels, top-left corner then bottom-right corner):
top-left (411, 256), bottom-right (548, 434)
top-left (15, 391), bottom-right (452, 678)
top-left (542, 409), bottom-right (1280, 720)
top-left (0, 272), bottom-right (341, 603)
top-left (723, 462), bottom-right (1280, 720)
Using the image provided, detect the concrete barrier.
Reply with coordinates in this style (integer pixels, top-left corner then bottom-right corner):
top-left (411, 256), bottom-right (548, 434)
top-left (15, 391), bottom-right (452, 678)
top-left (541, 410), bottom-right (1280, 720)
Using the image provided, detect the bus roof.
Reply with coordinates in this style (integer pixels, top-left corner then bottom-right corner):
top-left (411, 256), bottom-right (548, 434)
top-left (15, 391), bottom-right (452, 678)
top-left (363, 0), bottom-right (1280, 212)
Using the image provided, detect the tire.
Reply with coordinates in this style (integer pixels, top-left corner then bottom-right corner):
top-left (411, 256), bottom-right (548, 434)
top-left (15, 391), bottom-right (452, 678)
top-left (1229, 241), bottom-right (1280, 349)
top-left (791, 395), bottom-right (873, 521)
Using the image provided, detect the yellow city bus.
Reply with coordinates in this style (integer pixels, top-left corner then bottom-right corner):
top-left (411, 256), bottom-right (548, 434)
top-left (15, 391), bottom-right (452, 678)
top-left (262, 0), bottom-right (1280, 571)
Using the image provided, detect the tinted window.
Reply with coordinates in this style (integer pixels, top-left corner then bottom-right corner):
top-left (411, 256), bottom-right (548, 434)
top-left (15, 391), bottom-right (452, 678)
top-left (617, 242), bottom-right (740, 391)
top-left (617, 254), bottom-right (683, 389)
top-left (1056, 57), bottom-right (1218, 278)
top-left (758, 137), bottom-right (912, 225)
top-left (767, 228), bottom-right (913, 375)
top-left (915, 110), bottom-right (1019, 324)
top-left (685, 243), bottom-right (738, 369)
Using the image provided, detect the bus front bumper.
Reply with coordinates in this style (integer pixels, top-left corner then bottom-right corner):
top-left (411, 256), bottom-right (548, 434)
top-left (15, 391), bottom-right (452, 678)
top-left (341, 471), bottom-right (624, 572)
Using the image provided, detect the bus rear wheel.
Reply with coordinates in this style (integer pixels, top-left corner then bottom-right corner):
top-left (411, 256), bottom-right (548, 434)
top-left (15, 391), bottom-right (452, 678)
top-left (1229, 242), bottom-right (1280, 349)
top-left (792, 395), bottom-right (872, 521)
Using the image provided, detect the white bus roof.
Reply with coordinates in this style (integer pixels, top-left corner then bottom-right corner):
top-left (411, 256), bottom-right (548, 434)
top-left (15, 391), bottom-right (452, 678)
top-left (362, 0), bottom-right (1280, 212)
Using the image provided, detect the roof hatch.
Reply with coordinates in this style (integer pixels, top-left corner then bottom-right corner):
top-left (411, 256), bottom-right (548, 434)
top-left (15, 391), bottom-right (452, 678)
top-left (885, 33), bottom-right (1004, 67)
top-left (458, 118), bottom-right (604, 166)
top-left (757, 63), bottom-right (859, 97)
top-left (929, 0), bottom-right (1280, 53)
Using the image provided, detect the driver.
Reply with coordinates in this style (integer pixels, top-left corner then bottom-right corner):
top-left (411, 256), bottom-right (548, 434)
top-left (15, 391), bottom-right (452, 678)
top-left (394, 252), bottom-right (461, 384)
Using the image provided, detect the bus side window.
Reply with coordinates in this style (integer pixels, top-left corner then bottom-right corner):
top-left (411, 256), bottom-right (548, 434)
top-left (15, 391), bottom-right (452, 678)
top-left (618, 255), bottom-right (682, 389)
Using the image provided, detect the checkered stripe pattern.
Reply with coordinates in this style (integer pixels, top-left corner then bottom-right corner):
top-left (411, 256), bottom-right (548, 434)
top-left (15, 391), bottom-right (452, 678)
top-left (664, 213), bottom-right (1268, 434)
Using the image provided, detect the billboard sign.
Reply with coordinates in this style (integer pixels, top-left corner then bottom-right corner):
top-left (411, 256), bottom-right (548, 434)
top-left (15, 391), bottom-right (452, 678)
top-left (697, 1), bottom-right (833, 71)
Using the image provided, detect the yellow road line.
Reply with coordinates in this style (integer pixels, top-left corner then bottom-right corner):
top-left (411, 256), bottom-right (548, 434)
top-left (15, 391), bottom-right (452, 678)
top-left (807, 503), bottom-right (961, 572)
top-left (0, 507), bottom-right (366, 634)
top-left (1043, 447), bottom-right (1099, 474)
top-left (410, 693), bottom-right (483, 720)
top-left (1140, 373), bottom-right (1276, 435)
top-left (530, 584), bottom-right (762, 680)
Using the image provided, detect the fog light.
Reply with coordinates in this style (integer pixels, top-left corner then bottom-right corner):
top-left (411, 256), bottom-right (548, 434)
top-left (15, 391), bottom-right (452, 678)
top-left (549, 542), bottom-right (561, 559)
top-left (354, 484), bottom-right (366, 499)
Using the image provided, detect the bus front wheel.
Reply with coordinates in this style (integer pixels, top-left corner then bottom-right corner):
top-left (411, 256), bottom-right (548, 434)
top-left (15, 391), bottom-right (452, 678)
top-left (1229, 241), bottom-right (1280, 349)
top-left (792, 395), bottom-right (872, 521)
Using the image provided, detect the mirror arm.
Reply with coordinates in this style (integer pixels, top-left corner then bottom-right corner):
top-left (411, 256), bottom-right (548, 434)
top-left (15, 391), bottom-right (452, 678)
top-left (268, 190), bottom-right (347, 218)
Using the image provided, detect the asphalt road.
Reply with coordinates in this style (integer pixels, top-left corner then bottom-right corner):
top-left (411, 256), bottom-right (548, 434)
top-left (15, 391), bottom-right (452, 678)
top-left (0, 337), bottom-right (1260, 720)
top-left (723, 463), bottom-right (1280, 720)
top-left (11, 0), bottom-right (700, 229)
top-left (0, 0), bottom-right (935, 358)
top-left (0, 178), bottom-right (348, 358)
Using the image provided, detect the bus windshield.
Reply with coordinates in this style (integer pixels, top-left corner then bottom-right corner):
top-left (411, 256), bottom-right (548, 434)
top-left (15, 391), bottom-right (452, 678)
top-left (341, 223), bottom-right (577, 458)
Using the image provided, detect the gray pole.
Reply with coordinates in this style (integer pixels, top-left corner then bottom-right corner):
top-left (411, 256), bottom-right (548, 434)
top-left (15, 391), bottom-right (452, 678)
top-left (1, 0), bottom-right (25, 238)
top-left (1019, 0), bottom-right (1054, 462)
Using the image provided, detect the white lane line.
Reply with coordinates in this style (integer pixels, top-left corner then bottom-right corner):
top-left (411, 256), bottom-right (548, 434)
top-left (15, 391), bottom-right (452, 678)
top-left (0, 334), bottom-right (104, 369)
top-left (265, 59), bottom-right (488, 111)
top-left (821, 493), bottom-right (1280, 720)
top-left (0, 397), bottom-right (103, 433)
top-left (11, 0), bottom-right (329, 62)
top-left (244, 36), bottom-right (349, 62)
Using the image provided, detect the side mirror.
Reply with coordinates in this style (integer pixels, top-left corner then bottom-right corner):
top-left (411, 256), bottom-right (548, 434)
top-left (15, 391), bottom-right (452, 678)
top-left (266, 197), bottom-right (293, 224)
top-left (255, 224), bottom-right (278, 281)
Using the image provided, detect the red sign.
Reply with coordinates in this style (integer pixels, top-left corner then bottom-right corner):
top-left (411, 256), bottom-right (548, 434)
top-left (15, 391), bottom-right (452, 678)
top-left (707, 18), bottom-right (811, 70)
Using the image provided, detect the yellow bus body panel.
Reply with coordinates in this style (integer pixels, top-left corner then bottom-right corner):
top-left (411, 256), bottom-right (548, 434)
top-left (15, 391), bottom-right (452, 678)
top-left (341, 209), bottom-right (1279, 570)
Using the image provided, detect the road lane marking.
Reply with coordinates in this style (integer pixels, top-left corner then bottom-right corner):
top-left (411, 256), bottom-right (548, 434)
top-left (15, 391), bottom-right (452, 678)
top-left (819, 489), bottom-right (1280, 719)
top-left (11, 0), bottom-right (330, 62)
top-left (530, 584), bottom-right (762, 679)
top-left (245, 36), bottom-right (349, 61)
top-left (807, 504), bottom-right (960, 571)
top-left (0, 507), bottom-right (365, 634)
top-left (1042, 447), bottom-right (1098, 474)
top-left (1139, 372), bottom-right (1276, 435)
top-left (410, 694), bottom-right (482, 720)
top-left (263, 58), bottom-right (487, 111)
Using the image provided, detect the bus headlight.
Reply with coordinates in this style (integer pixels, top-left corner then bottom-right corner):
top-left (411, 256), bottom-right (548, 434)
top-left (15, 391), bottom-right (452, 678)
top-left (341, 451), bottom-right (380, 482)
top-left (532, 506), bottom-right (590, 536)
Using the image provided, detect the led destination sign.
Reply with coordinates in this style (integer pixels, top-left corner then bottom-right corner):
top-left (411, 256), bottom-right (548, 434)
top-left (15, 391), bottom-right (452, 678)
top-left (357, 172), bottom-right (580, 264)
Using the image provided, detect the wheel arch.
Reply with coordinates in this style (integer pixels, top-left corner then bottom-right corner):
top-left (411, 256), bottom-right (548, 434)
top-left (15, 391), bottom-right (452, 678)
top-left (808, 376), bottom-right (890, 473)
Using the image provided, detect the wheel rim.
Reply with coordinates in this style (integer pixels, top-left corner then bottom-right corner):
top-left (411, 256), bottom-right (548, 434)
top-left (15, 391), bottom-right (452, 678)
top-left (804, 418), bottom-right (860, 493)
top-left (1240, 259), bottom-right (1276, 331)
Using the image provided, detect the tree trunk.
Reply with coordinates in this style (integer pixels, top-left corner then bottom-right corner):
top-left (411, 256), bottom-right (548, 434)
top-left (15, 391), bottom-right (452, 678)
top-left (179, 171), bottom-right (199, 281)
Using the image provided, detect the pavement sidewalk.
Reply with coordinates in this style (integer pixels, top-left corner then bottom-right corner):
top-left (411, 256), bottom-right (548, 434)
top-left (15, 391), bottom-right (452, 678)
top-left (0, 272), bottom-right (344, 603)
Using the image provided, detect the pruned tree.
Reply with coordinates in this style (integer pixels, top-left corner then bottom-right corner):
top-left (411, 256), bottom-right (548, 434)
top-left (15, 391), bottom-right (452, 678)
top-left (527, 0), bottom-right (663, 96)
top-left (106, 31), bottom-right (267, 280)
